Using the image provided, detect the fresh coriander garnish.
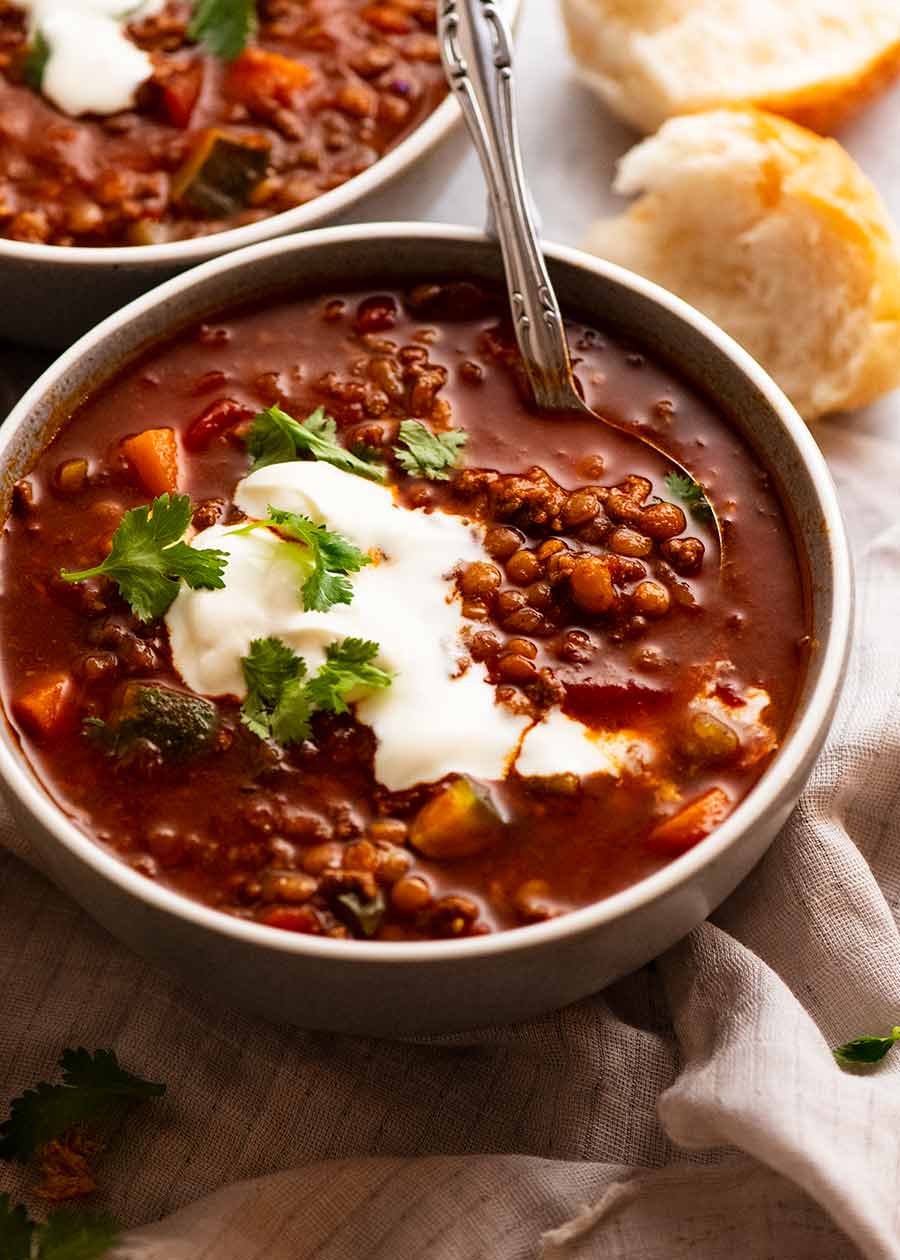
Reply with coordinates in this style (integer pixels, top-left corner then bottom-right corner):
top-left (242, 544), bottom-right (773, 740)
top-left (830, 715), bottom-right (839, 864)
top-left (0, 1048), bottom-right (165, 1163)
top-left (261, 506), bottom-right (371, 612)
top-left (246, 405), bottom-right (387, 482)
top-left (0, 1195), bottom-right (119, 1260)
top-left (306, 638), bottom-right (393, 715)
top-left (394, 418), bottom-right (467, 481)
top-left (240, 635), bottom-right (392, 745)
top-left (241, 636), bottom-right (312, 744)
top-left (23, 30), bottom-right (50, 92)
top-left (59, 493), bottom-right (227, 622)
top-left (833, 1025), bottom-right (900, 1067)
top-left (664, 470), bottom-right (714, 525)
top-left (188, 0), bottom-right (256, 60)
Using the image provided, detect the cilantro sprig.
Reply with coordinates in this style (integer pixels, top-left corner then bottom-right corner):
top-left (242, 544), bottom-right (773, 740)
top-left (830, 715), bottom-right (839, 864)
top-left (246, 405), bottom-right (386, 482)
top-left (664, 470), bottom-right (714, 525)
top-left (23, 30), bottom-right (50, 91)
top-left (0, 1048), bottom-right (165, 1163)
top-left (260, 506), bottom-right (371, 613)
top-left (0, 1195), bottom-right (118, 1260)
top-left (188, 0), bottom-right (257, 60)
top-left (393, 419), bottom-right (467, 481)
top-left (59, 494), bottom-right (227, 622)
top-left (833, 1025), bottom-right (900, 1067)
top-left (240, 636), bottom-right (392, 744)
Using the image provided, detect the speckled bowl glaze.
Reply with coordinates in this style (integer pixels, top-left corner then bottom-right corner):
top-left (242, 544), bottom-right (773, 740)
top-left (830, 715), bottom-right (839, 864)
top-left (0, 0), bottom-right (522, 350)
top-left (0, 224), bottom-right (852, 1035)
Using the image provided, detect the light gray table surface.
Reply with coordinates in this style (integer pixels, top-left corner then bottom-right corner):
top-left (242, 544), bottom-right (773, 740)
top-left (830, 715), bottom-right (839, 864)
top-left (2, 0), bottom-right (900, 446)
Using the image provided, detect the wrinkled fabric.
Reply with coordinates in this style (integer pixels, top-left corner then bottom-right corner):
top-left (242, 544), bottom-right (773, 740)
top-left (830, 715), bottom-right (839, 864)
top-left (2, 331), bottom-right (900, 1258)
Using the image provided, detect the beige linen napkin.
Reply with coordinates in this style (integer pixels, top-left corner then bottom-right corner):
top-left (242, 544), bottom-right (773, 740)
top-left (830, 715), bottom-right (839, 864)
top-left (1, 415), bottom-right (898, 1260)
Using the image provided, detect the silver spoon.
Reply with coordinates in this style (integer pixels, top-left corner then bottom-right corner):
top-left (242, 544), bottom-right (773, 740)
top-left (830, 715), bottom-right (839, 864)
top-left (437, 0), bottom-right (723, 552)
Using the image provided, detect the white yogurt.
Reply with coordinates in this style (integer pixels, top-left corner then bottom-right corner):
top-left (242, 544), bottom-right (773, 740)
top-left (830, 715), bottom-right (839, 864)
top-left (15, 0), bottom-right (163, 116)
top-left (165, 460), bottom-right (657, 792)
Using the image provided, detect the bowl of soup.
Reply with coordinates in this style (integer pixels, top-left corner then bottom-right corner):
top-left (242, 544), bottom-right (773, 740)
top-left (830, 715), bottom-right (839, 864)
top-left (0, 224), bottom-right (851, 1034)
top-left (0, 0), bottom-right (520, 347)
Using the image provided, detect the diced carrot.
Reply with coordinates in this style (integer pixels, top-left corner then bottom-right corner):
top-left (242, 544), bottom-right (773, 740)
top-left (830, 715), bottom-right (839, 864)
top-left (183, 399), bottom-right (253, 452)
top-left (160, 62), bottom-right (205, 128)
top-left (13, 674), bottom-right (75, 742)
top-left (122, 427), bottom-right (179, 496)
top-left (646, 787), bottom-right (731, 856)
top-left (226, 47), bottom-right (313, 106)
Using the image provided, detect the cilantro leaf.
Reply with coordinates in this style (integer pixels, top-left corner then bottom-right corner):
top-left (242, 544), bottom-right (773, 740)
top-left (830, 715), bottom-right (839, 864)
top-left (188, 0), bottom-right (256, 59)
top-left (263, 506), bottom-right (371, 612)
top-left (241, 636), bottom-right (311, 744)
top-left (59, 494), bottom-right (228, 622)
top-left (0, 1193), bottom-right (33, 1260)
top-left (38, 1209), bottom-right (120, 1260)
top-left (664, 470), bottom-right (714, 525)
top-left (394, 419), bottom-right (467, 481)
top-left (305, 638), bottom-right (392, 715)
top-left (0, 1049), bottom-right (165, 1162)
top-left (246, 405), bottom-right (386, 482)
top-left (833, 1025), bottom-right (900, 1066)
top-left (24, 30), bottom-right (50, 91)
top-left (240, 636), bottom-right (392, 745)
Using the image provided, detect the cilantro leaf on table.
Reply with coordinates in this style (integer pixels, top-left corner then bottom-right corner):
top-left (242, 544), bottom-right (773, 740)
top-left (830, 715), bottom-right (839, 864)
top-left (240, 636), bottom-right (392, 745)
top-left (24, 30), bottom-right (50, 91)
top-left (241, 636), bottom-right (311, 744)
top-left (59, 494), bottom-right (227, 622)
top-left (305, 638), bottom-right (392, 715)
top-left (0, 1193), bottom-right (33, 1260)
top-left (37, 1208), bottom-right (120, 1260)
top-left (0, 1049), bottom-right (165, 1162)
top-left (246, 405), bottom-right (387, 482)
top-left (263, 506), bottom-right (371, 612)
top-left (393, 419), bottom-right (467, 481)
top-left (664, 471), bottom-right (714, 525)
top-left (833, 1025), bottom-right (900, 1067)
top-left (188, 0), bottom-right (256, 60)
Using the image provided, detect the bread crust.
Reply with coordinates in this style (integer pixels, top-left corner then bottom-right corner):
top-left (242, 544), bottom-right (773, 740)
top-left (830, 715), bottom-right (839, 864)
top-left (561, 0), bottom-right (900, 136)
top-left (584, 110), bottom-right (900, 419)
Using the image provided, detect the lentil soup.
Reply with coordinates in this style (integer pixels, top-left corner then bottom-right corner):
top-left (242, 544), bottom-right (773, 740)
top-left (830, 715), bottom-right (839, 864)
top-left (0, 0), bottom-right (446, 246)
top-left (0, 282), bottom-right (809, 941)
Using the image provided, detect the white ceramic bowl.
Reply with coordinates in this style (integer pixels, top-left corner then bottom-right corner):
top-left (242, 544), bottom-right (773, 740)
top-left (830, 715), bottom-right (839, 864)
top-left (0, 0), bottom-right (520, 350)
top-left (0, 224), bottom-right (852, 1036)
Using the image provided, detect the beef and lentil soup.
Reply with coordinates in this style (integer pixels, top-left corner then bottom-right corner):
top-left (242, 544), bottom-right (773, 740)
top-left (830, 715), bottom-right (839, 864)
top-left (0, 282), bottom-right (809, 941)
top-left (0, 0), bottom-right (445, 246)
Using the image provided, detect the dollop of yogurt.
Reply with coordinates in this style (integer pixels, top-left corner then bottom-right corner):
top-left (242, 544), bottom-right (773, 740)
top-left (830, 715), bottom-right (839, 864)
top-left (16, 0), bottom-right (163, 116)
top-left (166, 461), bottom-right (650, 793)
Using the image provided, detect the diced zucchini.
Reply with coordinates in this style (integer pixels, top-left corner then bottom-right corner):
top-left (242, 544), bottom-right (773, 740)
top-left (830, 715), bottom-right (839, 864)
top-left (171, 129), bottom-right (270, 217)
top-left (90, 682), bottom-right (220, 764)
top-left (409, 776), bottom-right (505, 860)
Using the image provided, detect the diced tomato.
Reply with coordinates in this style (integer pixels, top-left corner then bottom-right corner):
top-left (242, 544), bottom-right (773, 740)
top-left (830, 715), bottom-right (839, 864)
top-left (122, 427), bottom-right (179, 496)
top-left (160, 63), bottom-right (205, 128)
top-left (646, 787), bottom-right (731, 856)
top-left (13, 674), bottom-right (75, 742)
top-left (226, 48), bottom-right (313, 107)
top-left (183, 399), bottom-right (253, 453)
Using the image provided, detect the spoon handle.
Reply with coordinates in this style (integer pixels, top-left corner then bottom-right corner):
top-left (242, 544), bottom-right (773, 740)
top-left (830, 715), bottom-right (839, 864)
top-left (438, 0), bottom-right (578, 410)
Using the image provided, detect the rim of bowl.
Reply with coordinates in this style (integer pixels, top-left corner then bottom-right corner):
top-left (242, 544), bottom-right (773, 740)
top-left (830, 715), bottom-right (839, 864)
top-left (0, 0), bottom-right (520, 270)
top-left (0, 222), bottom-right (852, 966)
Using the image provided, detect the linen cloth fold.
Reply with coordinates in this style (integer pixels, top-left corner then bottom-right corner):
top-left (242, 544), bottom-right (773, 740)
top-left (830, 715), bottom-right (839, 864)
top-left (1, 411), bottom-right (899, 1260)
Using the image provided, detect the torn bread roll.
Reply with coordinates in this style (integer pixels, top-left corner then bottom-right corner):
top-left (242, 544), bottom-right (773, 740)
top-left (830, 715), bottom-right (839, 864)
top-left (561, 0), bottom-right (900, 135)
top-left (584, 109), bottom-right (900, 420)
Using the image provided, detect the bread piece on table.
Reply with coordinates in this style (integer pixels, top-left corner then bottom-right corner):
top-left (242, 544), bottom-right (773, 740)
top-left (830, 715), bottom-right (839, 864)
top-left (561, 0), bottom-right (900, 135)
top-left (583, 109), bottom-right (900, 420)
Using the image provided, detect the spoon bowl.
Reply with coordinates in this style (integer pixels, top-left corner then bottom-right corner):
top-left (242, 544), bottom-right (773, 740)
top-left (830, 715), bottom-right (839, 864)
top-left (438, 0), bottom-right (724, 552)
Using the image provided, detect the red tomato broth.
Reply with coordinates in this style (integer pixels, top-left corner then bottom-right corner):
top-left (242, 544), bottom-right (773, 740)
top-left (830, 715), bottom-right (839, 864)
top-left (0, 0), bottom-right (447, 246)
top-left (0, 283), bottom-right (810, 940)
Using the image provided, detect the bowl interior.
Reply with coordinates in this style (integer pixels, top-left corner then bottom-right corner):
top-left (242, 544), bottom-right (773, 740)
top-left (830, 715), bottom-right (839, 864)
top-left (0, 225), bottom-right (850, 960)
